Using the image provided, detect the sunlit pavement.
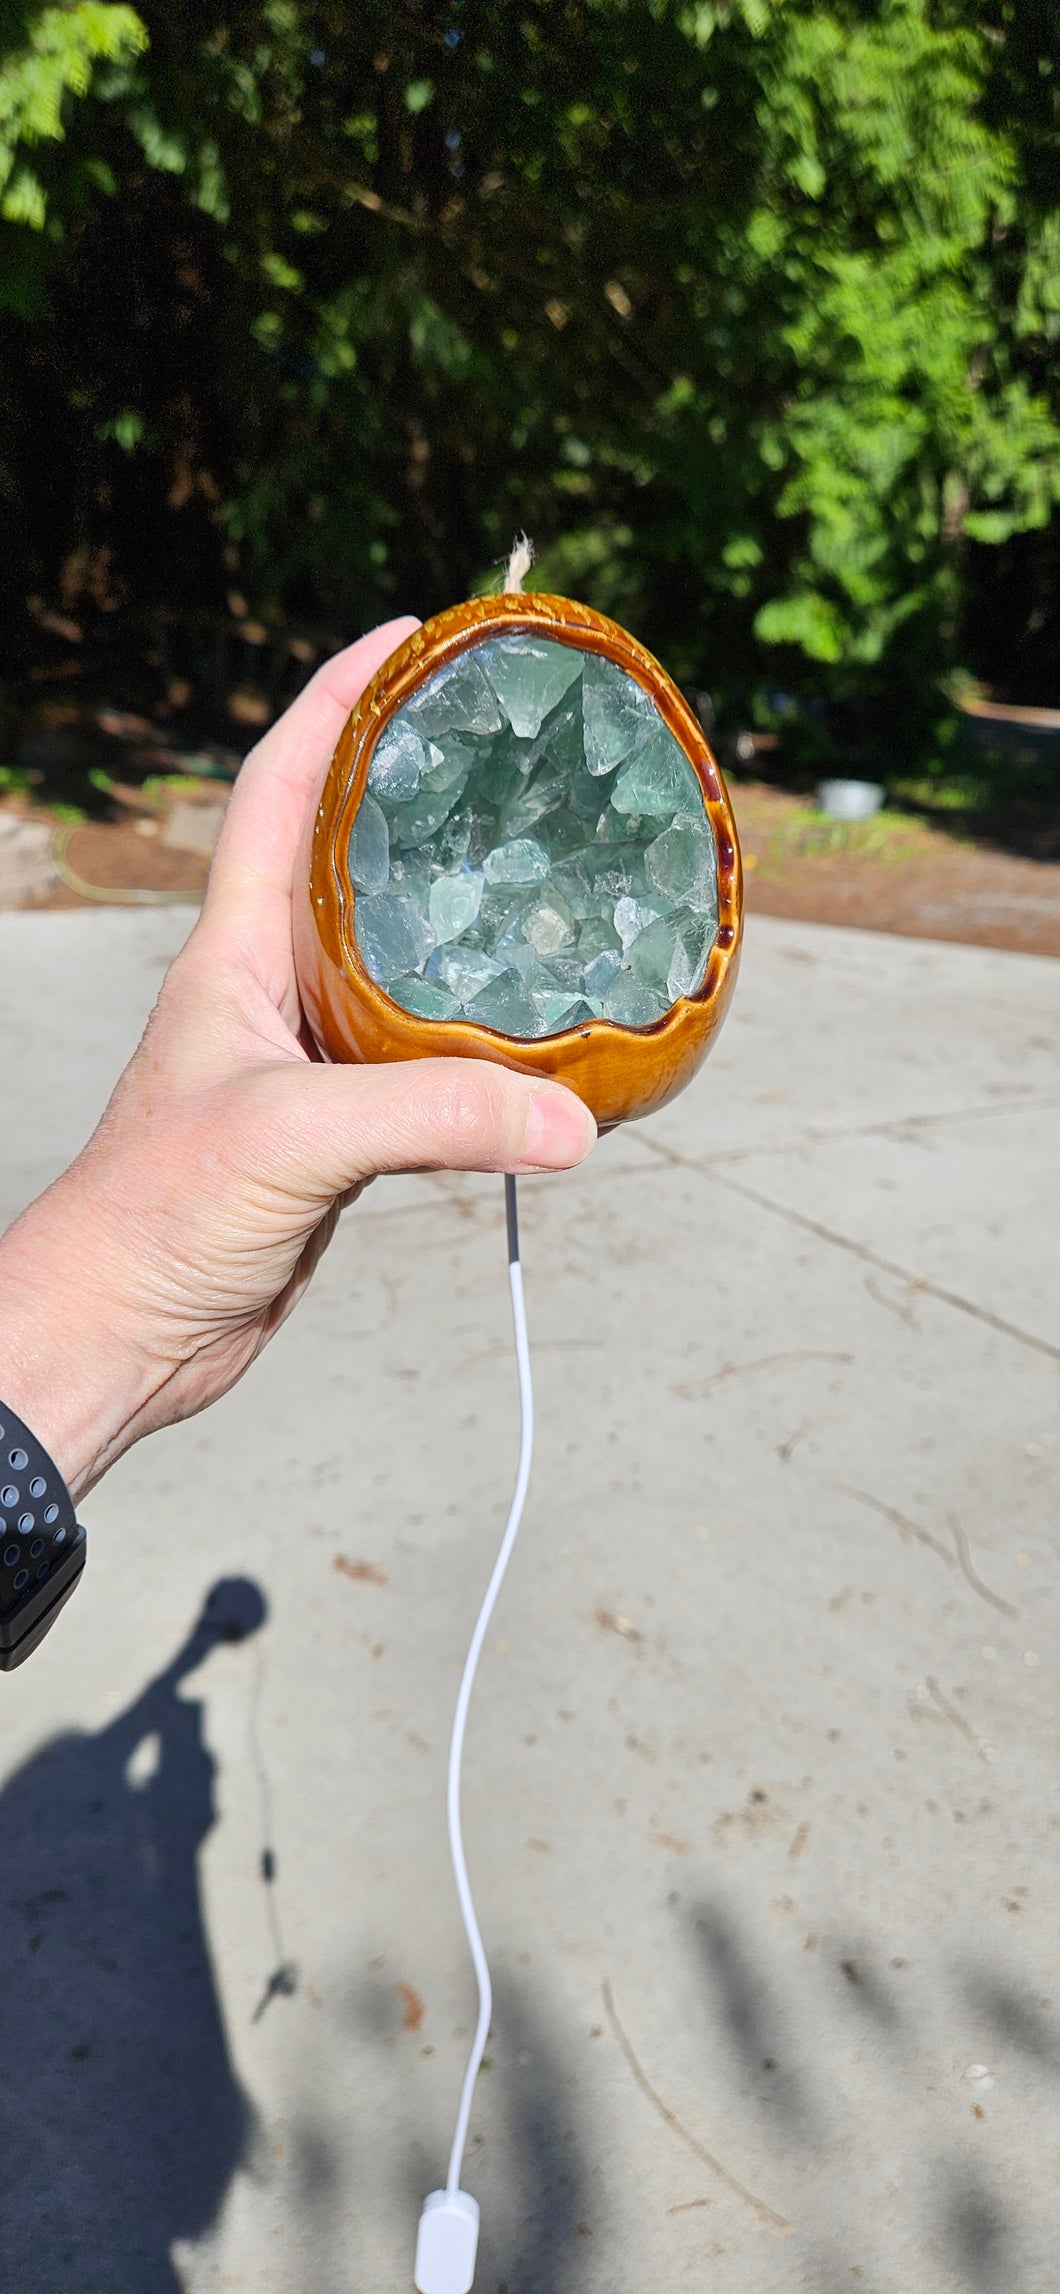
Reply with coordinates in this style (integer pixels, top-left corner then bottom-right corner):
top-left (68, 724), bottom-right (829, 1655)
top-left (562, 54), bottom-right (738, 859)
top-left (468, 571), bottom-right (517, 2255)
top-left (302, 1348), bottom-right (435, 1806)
top-left (2, 905), bottom-right (1058, 2294)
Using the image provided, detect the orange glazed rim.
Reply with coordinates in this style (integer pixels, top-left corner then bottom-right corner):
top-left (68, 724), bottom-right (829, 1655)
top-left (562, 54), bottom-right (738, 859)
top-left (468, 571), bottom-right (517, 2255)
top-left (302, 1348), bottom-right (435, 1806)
top-left (303, 593), bottom-right (743, 1127)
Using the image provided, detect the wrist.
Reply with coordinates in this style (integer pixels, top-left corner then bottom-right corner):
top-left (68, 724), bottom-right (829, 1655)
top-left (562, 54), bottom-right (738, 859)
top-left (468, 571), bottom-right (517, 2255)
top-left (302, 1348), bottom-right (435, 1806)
top-left (0, 1174), bottom-right (162, 1503)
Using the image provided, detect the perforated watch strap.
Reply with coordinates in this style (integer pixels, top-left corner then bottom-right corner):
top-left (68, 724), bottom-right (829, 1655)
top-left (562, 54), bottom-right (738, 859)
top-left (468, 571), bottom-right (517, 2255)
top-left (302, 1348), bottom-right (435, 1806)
top-left (0, 1404), bottom-right (87, 1672)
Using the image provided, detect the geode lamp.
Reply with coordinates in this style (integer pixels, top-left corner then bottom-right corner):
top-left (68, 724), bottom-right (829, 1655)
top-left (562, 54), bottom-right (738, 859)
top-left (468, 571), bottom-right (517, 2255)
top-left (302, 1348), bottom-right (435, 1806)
top-left (295, 593), bottom-right (742, 1129)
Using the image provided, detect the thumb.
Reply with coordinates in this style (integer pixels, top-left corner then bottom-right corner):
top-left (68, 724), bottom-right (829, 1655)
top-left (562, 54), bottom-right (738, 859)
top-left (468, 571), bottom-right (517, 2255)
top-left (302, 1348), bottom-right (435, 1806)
top-left (258, 1056), bottom-right (598, 1201)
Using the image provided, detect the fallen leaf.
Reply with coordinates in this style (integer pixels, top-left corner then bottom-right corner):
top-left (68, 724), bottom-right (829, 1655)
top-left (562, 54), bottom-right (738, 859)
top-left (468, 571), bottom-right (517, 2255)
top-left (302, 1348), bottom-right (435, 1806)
top-left (396, 1982), bottom-right (424, 2033)
top-left (596, 1608), bottom-right (643, 1641)
top-left (334, 1556), bottom-right (388, 1587)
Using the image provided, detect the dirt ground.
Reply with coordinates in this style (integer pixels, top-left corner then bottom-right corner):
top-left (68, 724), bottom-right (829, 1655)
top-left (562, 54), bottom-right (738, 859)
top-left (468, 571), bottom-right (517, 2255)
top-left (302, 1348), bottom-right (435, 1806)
top-left (36, 813), bottom-right (213, 911)
top-left (11, 777), bottom-right (1058, 960)
top-left (733, 781), bottom-right (1060, 960)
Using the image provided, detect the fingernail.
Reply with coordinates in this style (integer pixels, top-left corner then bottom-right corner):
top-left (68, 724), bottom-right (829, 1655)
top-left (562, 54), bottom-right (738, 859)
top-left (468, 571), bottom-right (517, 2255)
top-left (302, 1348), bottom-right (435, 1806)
top-left (522, 1085), bottom-right (597, 1169)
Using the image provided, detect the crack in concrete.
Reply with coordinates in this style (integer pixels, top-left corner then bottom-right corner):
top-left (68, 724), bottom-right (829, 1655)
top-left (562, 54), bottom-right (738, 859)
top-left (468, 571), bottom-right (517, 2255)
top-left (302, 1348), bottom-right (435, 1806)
top-left (641, 1136), bottom-right (1060, 1367)
top-left (662, 1092), bottom-right (1060, 1174)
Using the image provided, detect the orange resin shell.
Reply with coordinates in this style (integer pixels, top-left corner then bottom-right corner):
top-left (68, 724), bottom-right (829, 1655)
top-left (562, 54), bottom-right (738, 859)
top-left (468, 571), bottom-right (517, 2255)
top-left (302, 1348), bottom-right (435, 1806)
top-left (294, 593), bottom-right (743, 1130)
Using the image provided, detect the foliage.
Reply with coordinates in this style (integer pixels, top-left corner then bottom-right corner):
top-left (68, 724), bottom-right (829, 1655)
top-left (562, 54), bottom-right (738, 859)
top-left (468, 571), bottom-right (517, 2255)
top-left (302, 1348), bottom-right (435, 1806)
top-left (1, 0), bottom-right (1058, 764)
top-left (0, 3), bottom-right (145, 244)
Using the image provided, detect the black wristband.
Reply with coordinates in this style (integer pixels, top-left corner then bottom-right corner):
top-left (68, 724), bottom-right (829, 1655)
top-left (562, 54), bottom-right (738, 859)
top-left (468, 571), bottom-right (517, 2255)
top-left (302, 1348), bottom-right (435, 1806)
top-left (0, 1405), bottom-right (87, 1672)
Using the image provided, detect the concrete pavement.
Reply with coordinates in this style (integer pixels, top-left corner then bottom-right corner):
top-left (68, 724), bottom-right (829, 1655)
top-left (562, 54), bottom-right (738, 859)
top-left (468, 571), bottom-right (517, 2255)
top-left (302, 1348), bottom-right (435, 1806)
top-left (1, 907), bottom-right (1058, 2294)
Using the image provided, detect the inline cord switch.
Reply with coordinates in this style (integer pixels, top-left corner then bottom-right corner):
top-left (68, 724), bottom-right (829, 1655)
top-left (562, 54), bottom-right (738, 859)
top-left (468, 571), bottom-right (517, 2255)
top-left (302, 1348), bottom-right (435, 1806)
top-left (414, 1175), bottom-right (534, 2294)
top-left (414, 2189), bottom-right (480, 2294)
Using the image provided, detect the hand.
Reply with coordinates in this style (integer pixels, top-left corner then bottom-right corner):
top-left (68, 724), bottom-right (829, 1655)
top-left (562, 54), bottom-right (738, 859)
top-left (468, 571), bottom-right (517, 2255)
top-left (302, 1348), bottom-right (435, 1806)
top-left (0, 620), bottom-right (596, 1499)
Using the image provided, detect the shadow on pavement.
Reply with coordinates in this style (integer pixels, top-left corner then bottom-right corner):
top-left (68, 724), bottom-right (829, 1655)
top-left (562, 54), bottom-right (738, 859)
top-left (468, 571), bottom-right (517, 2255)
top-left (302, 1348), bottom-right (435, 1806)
top-left (375, 1970), bottom-right (592, 2294)
top-left (687, 1890), bottom-right (1041, 2290)
top-left (936, 2161), bottom-right (1015, 2290)
top-left (473, 1976), bottom-right (591, 2294)
top-left (0, 1577), bottom-right (267, 2294)
top-left (693, 1895), bottom-right (822, 2142)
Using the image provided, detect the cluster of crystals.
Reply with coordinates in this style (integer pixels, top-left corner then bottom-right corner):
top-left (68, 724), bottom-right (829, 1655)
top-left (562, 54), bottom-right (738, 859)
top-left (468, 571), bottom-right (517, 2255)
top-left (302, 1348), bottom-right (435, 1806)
top-left (348, 633), bottom-right (718, 1037)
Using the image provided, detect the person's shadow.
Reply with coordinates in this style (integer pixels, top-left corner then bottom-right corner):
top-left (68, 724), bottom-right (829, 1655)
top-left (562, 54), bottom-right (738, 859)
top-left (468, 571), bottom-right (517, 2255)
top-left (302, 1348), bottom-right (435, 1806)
top-left (0, 1578), bottom-right (268, 2294)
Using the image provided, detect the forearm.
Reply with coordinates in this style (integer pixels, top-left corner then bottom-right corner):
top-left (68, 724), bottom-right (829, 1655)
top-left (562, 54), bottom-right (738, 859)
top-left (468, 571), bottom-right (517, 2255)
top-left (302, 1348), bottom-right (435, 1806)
top-left (0, 1176), bottom-right (160, 1504)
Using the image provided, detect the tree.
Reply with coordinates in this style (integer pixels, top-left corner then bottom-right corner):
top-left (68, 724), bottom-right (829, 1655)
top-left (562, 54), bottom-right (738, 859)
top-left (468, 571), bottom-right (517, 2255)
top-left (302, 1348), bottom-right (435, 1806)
top-left (1, 0), bottom-right (1058, 757)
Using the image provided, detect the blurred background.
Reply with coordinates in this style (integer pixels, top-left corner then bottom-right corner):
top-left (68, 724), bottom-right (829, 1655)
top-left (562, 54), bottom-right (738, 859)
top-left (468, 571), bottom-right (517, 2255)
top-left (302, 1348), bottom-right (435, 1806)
top-left (1, 0), bottom-right (1058, 937)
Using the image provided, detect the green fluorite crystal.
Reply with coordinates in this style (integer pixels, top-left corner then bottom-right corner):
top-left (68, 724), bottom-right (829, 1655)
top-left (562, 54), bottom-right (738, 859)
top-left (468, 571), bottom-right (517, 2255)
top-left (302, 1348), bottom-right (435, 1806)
top-left (350, 633), bottom-right (718, 1036)
top-left (348, 792), bottom-right (390, 894)
top-left (581, 649), bottom-right (655, 775)
top-left (368, 723), bottom-right (429, 802)
top-left (429, 867), bottom-right (484, 943)
top-left (477, 635), bottom-right (581, 737)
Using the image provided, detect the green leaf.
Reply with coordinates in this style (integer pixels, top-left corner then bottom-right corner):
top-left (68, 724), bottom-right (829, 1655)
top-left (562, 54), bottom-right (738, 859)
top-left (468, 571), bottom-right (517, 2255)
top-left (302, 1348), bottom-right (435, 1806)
top-left (755, 593), bottom-right (848, 663)
top-left (1, 165), bottom-right (46, 226)
top-left (126, 104), bottom-right (186, 173)
top-left (97, 408), bottom-right (144, 450)
top-left (261, 250), bottom-right (302, 290)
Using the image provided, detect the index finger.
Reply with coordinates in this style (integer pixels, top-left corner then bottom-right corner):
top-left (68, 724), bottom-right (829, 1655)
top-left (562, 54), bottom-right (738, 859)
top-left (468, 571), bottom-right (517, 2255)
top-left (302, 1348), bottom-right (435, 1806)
top-left (206, 617), bottom-right (420, 928)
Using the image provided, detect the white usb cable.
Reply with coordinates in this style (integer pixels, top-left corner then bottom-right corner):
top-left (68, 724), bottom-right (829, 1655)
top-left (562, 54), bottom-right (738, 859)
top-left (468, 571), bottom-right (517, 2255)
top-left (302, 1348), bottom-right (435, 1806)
top-left (415, 1175), bottom-right (535, 2294)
